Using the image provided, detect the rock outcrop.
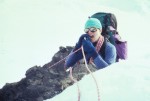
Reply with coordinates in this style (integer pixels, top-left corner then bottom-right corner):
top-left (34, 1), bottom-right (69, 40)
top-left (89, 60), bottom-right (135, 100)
top-left (0, 46), bottom-right (97, 101)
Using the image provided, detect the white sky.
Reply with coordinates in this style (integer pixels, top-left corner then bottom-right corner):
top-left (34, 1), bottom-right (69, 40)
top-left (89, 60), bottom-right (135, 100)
top-left (0, 1), bottom-right (150, 99)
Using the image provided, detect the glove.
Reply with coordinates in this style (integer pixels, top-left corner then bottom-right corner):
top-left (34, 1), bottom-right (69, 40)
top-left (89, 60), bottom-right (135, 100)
top-left (65, 34), bottom-right (90, 69)
top-left (82, 38), bottom-right (98, 59)
top-left (74, 34), bottom-right (90, 51)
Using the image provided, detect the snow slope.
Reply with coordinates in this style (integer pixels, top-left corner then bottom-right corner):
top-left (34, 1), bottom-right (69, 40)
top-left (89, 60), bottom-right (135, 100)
top-left (45, 59), bottom-right (150, 101)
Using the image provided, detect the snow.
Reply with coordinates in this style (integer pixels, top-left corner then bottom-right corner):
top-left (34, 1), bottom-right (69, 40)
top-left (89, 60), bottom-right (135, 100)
top-left (44, 59), bottom-right (150, 101)
top-left (0, 0), bottom-right (150, 100)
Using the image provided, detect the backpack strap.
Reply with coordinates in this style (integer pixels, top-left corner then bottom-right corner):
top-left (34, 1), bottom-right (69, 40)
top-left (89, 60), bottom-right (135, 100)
top-left (99, 37), bottom-right (107, 59)
top-left (96, 36), bottom-right (104, 52)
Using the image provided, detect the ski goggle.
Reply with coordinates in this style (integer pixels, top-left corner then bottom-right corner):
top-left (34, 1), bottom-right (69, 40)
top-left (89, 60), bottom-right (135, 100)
top-left (84, 27), bottom-right (97, 33)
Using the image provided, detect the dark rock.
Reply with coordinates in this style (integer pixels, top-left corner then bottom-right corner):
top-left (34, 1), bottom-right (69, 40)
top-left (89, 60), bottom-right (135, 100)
top-left (0, 46), bottom-right (97, 101)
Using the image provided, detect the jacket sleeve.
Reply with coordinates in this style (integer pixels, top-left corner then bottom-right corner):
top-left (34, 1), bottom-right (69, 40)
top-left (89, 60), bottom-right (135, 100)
top-left (65, 50), bottom-right (83, 69)
top-left (93, 42), bottom-right (116, 69)
top-left (105, 42), bottom-right (116, 64)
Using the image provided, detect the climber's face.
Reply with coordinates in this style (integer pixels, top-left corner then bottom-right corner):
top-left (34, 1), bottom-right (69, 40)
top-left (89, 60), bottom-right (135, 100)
top-left (84, 27), bottom-right (102, 42)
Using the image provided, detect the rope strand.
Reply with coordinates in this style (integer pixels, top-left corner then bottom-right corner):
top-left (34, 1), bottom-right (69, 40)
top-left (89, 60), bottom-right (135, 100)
top-left (48, 47), bottom-right (82, 100)
top-left (69, 67), bottom-right (81, 101)
top-left (81, 46), bottom-right (100, 101)
top-left (47, 46), bottom-right (101, 101)
top-left (48, 47), bottom-right (82, 69)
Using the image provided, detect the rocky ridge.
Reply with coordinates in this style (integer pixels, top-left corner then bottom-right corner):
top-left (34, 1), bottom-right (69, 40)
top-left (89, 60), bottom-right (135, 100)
top-left (0, 46), bottom-right (97, 101)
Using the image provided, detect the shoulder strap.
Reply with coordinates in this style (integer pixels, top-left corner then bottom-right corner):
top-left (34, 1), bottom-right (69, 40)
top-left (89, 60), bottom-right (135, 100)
top-left (99, 38), bottom-right (107, 59)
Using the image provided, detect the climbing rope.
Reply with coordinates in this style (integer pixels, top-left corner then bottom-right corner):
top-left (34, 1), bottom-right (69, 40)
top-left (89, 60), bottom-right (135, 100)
top-left (81, 46), bottom-right (100, 101)
top-left (69, 67), bottom-right (81, 101)
top-left (48, 47), bottom-right (82, 69)
top-left (48, 46), bottom-right (100, 101)
top-left (48, 47), bottom-right (82, 101)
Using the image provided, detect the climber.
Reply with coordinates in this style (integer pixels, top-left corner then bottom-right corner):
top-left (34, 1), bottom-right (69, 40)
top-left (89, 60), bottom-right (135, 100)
top-left (65, 18), bottom-right (116, 70)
